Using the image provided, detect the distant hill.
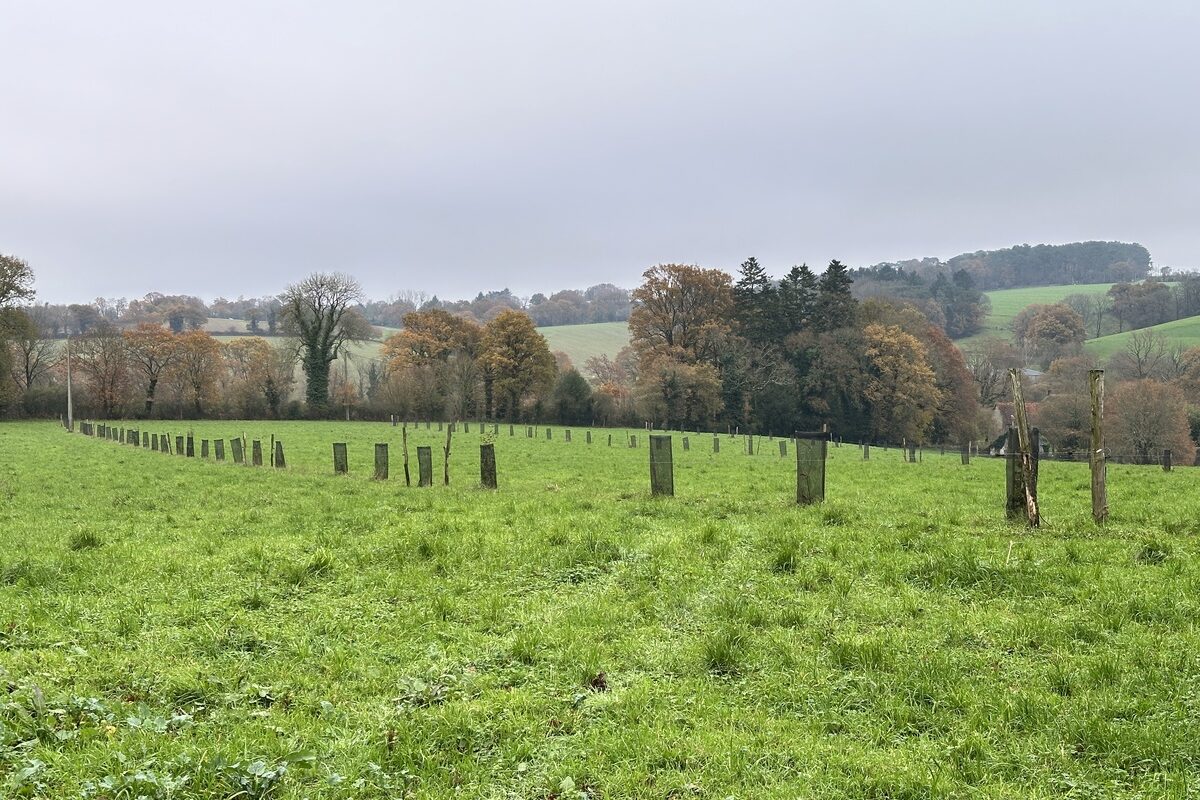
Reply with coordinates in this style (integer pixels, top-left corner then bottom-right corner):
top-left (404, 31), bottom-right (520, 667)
top-left (953, 283), bottom-right (1114, 348)
top-left (1084, 315), bottom-right (1200, 359)
top-left (539, 322), bottom-right (629, 370)
top-left (874, 241), bottom-right (1150, 291)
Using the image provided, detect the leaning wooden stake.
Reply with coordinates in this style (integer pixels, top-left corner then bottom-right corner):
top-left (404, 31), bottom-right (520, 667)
top-left (1008, 368), bottom-right (1040, 527)
top-left (401, 423), bottom-right (412, 486)
top-left (1088, 369), bottom-right (1107, 523)
top-left (443, 424), bottom-right (453, 486)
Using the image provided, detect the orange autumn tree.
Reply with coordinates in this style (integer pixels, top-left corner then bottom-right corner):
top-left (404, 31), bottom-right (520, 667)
top-left (123, 323), bottom-right (180, 417)
top-left (381, 308), bottom-right (481, 370)
top-left (862, 323), bottom-right (942, 444)
top-left (479, 309), bottom-right (555, 420)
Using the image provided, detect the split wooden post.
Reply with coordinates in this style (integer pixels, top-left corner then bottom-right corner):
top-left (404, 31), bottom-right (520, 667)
top-left (201, 439), bottom-right (209, 458)
top-left (333, 443), bottom-right (348, 474)
top-left (374, 443), bottom-right (389, 480)
top-left (231, 437), bottom-right (244, 464)
top-left (401, 423), bottom-right (412, 486)
top-left (274, 441), bottom-right (285, 468)
top-left (443, 425), bottom-right (453, 485)
top-left (795, 432), bottom-right (828, 505)
top-left (215, 439), bottom-right (226, 461)
top-left (1008, 368), bottom-right (1040, 527)
top-left (417, 446), bottom-right (433, 487)
top-left (649, 434), bottom-right (674, 496)
top-left (480, 443), bottom-right (497, 489)
top-left (1088, 370), bottom-right (1107, 524)
top-left (1163, 449), bottom-right (1173, 472)
top-left (252, 440), bottom-right (263, 467)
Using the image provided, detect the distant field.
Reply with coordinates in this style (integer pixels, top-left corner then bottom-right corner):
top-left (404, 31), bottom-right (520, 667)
top-left (1084, 315), bottom-right (1200, 359)
top-left (954, 283), bottom-right (1114, 348)
top-left (539, 321), bottom-right (629, 369)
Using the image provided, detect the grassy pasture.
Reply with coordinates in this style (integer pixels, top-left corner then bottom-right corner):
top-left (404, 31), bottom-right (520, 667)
top-left (3, 421), bottom-right (1200, 798)
top-left (1085, 315), bottom-right (1200, 360)
top-left (954, 283), bottom-right (1114, 348)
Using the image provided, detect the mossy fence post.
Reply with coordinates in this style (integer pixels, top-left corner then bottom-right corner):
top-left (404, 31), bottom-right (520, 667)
top-left (333, 443), bottom-right (348, 474)
top-left (795, 431), bottom-right (828, 505)
top-left (417, 446), bottom-right (433, 487)
top-left (649, 434), bottom-right (674, 496)
top-left (215, 439), bottom-right (225, 461)
top-left (374, 443), bottom-right (388, 480)
top-left (480, 443), bottom-right (497, 489)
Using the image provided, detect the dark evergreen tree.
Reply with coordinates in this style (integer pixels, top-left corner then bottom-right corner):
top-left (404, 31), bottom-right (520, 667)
top-left (552, 368), bottom-right (594, 425)
top-left (813, 260), bottom-right (856, 332)
top-left (732, 257), bottom-right (776, 344)
top-left (777, 264), bottom-right (817, 336)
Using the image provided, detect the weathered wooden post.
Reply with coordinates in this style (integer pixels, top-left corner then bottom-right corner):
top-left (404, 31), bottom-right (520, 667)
top-left (201, 439), bottom-right (209, 458)
top-left (649, 435), bottom-right (674, 496)
top-left (151, 433), bottom-right (159, 451)
top-left (510, 424), bottom-right (515, 436)
top-left (417, 446), bottom-right (433, 486)
top-left (795, 432), bottom-right (827, 505)
top-left (374, 443), bottom-right (389, 480)
top-left (175, 435), bottom-right (185, 455)
top-left (682, 436), bottom-right (690, 451)
top-left (1089, 369), bottom-right (1107, 523)
top-left (273, 441), bottom-right (285, 468)
top-left (863, 443), bottom-right (870, 460)
top-left (961, 443), bottom-right (970, 465)
top-left (1163, 449), bottom-right (1173, 472)
top-left (565, 429), bottom-right (572, 442)
top-left (713, 436), bottom-right (719, 453)
top-left (215, 439), bottom-right (225, 461)
top-left (333, 443), bottom-right (348, 474)
top-left (779, 440), bottom-right (787, 458)
top-left (546, 428), bottom-right (552, 440)
top-left (586, 431), bottom-right (592, 444)
top-left (142, 431), bottom-right (149, 448)
top-left (1008, 369), bottom-right (1040, 527)
top-left (480, 443), bottom-right (497, 489)
top-left (629, 434), bottom-right (637, 448)
top-left (443, 425), bottom-right (453, 486)
top-left (186, 435), bottom-right (195, 458)
top-left (1004, 427), bottom-right (1023, 519)
top-left (231, 437), bottom-right (244, 464)
top-left (252, 440), bottom-right (263, 467)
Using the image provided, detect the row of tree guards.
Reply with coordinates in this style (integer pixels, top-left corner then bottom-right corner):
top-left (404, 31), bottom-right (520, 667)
top-left (70, 369), bottom-right (1155, 521)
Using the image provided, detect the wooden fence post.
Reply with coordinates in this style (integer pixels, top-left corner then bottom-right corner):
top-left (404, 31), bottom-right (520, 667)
top-left (444, 425), bottom-right (453, 486)
top-left (779, 440), bottom-right (787, 458)
top-left (961, 443), bottom-right (970, 465)
top-left (565, 429), bottom-right (572, 442)
top-left (649, 435), bottom-right (674, 496)
top-left (480, 443), bottom-right (497, 489)
top-left (510, 424), bottom-right (515, 436)
top-left (682, 436), bottom-right (689, 451)
top-left (274, 441), bottom-right (285, 468)
top-left (333, 443), bottom-right (348, 474)
top-left (1089, 369), bottom-right (1107, 523)
top-left (151, 433), bottom-right (159, 451)
top-left (201, 439), bottom-right (209, 458)
top-left (629, 434), bottom-right (637, 448)
top-left (214, 439), bottom-right (225, 461)
top-left (713, 436), bottom-right (719, 453)
top-left (796, 432), bottom-right (827, 505)
top-left (464, 421), bottom-right (470, 433)
top-left (186, 435), bottom-right (195, 458)
top-left (586, 430), bottom-right (592, 444)
top-left (1163, 449), bottom-right (1172, 472)
top-left (374, 443), bottom-right (389, 480)
top-left (863, 443), bottom-right (870, 460)
top-left (231, 438), bottom-right (244, 464)
top-left (1008, 369), bottom-right (1040, 527)
top-left (546, 428), bottom-right (552, 440)
top-left (417, 446), bottom-right (433, 486)
top-left (175, 436), bottom-right (184, 456)
top-left (142, 432), bottom-right (149, 448)
top-left (252, 440), bottom-right (263, 467)
top-left (1005, 427), bottom-right (1023, 519)
top-left (907, 443), bottom-right (916, 463)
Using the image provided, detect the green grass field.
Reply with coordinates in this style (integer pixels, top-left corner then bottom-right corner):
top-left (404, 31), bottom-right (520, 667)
top-left (1084, 315), bottom-right (1200, 360)
top-left (954, 284), bottom-right (1114, 348)
top-left (3, 421), bottom-right (1199, 797)
top-left (538, 322), bottom-right (629, 369)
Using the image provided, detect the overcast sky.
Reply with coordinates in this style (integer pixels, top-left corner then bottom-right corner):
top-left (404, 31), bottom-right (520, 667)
top-left (4, 1), bottom-right (1199, 305)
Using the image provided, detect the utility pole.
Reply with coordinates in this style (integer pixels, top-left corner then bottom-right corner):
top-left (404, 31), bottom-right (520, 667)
top-left (66, 336), bottom-right (74, 431)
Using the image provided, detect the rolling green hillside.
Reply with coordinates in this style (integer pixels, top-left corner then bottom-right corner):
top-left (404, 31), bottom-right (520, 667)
top-left (539, 321), bottom-right (629, 369)
top-left (1084, 315), bottom-right (1200, 359)
top-left (954, 283), bottom-right (1113, 348)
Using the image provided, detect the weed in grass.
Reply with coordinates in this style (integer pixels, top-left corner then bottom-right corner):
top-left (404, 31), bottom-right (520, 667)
top-left (700, 625), bottom-right (747, 675)
top-left (67, 529), bottom-right (102, 550)
top-left (1135, 539), bottom-right (1172, 565)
